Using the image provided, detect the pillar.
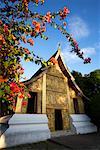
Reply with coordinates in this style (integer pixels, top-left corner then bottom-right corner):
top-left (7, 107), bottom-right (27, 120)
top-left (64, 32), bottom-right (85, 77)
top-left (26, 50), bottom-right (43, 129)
top-left (42, 73), bottom-right (46, 113)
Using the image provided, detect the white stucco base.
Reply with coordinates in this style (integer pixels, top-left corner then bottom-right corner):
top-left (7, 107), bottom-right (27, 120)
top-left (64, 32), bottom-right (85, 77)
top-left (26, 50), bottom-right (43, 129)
top-left (70, 114), bottom-right (97, 134)
top-left (0, 114), bottom-right (51, 149)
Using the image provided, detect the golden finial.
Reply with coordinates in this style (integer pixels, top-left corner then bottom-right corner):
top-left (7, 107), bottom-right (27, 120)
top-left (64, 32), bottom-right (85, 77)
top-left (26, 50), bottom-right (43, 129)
top-left (57, 43), bottom-right (61, 52)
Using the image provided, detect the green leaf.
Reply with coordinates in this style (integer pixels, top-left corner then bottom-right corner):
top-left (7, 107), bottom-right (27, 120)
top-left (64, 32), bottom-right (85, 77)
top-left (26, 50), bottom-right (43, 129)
top-left (4, 61), bottom-right (9, 68)
top-left (5, 85), bottom-right (10, 93)
top-left (0, 90), bottom-right (5, 97)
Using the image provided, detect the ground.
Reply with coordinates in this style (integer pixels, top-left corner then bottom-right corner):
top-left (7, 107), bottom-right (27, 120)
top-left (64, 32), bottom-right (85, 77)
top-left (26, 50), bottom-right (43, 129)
top-left (1, 133), bottom-right (100, 150)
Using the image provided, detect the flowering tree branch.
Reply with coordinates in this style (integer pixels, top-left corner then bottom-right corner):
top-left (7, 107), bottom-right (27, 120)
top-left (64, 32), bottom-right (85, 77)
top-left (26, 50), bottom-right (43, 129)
top-left (0, 0), bottom-right (91, 113)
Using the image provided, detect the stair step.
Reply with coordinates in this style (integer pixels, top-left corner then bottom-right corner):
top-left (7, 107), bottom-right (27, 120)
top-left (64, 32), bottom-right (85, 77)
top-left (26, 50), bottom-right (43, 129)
top-left (70, 114), bottom-right (90, 122)
top-left (76, 126), bottom-right (97, 134)
top-left (73, 122), bottom-right (95, 127)
top-left (70, 114), bottom-right (97, 134)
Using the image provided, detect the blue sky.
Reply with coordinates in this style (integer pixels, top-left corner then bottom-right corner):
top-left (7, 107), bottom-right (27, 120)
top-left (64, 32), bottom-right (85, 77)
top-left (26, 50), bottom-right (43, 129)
top-left (21, 0), bottom-right (100, 80)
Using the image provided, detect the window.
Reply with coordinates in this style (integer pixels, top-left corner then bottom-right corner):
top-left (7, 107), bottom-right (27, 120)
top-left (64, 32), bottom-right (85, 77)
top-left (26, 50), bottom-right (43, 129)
top-left (73, 98), bottom-right (80, 114)
top-left (27, 92), bottom-right (37, 114)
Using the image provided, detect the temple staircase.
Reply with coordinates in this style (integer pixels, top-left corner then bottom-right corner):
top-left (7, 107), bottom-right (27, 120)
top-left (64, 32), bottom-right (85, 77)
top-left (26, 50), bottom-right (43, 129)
top-left (0, 114), bottom-right (51, 149)
top-left (70, 114), bottom-right (97, 134)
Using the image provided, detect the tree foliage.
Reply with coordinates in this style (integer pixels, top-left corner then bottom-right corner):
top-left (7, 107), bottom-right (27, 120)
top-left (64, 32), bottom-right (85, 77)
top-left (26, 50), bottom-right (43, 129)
top-left (72, 69), bottom-right (100, 128)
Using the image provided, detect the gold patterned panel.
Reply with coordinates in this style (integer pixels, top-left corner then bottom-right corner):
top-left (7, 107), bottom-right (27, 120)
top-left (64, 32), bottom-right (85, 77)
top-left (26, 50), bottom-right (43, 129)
top-left (62, 109), bottom-right (70, 130)
top-left (46, 108), bottom-right (55, 131)
top-left (47, 65), bottom-right (66, 78)
top-left (46, 74), bottom-right (67, 94)
top-left (69, 88), bottom-right (76, 98)
top-left (28, 77), bottom-right (42, 92)
top-left (46, 90), bottom-right (68, 107)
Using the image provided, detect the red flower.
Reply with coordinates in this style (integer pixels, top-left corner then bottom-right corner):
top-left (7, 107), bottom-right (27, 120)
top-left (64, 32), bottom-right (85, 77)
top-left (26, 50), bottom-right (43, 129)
top-left (22, 101), bottom-right (27, 106)
top-left (0, 35), bottom-right (2, 40)
top-left (10, 82), bottom-right (20, 93)
top-left (24, 48), bottom-right (31, 54)
top-left (0, 35), bottom-right (6, 44)
top-left (63, 22), bottom-right (67, 26)
top-left (35, 0), bottom-right (39, 3)
top-left (44, 12), bottom-right (51, 23)
top-left (32, 20), bottom-right (41, 33)
top-left (32, 20), bottom-right (37, 26)
top-left (18, 94), bottom-right (24, 99)
top-left (60, 7), bottom-right (70, 20)
top-left (31, 31), bottom-right (37, 37)
top-left (63, 7), bottom-right (70, 14)
top-left (0, 76), bottom-right (8, 82)
top-left (7, 96), bottom-right (13, 101)
top-left (4, 24), bottom-right (9, 33)
top-left (27, 38), bottom-right (34, 46)
top-left (35, 26), bottom-right (40, 33)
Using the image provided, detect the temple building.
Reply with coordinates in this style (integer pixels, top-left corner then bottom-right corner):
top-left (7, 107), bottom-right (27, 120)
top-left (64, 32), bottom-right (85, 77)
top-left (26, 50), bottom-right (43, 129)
top-left (0, 49), bottom-right (97, 149)
top-left (15, 48), bottom-right (88, 132)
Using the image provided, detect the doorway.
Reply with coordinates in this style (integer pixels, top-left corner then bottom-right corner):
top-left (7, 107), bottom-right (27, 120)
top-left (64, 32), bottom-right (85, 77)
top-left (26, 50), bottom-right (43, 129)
top-left (27, 92), bottom-right (37, 114)
top-left (73, 98), bottom-right (80, 114)
top-left (55, 109), bottom-right (63, 130)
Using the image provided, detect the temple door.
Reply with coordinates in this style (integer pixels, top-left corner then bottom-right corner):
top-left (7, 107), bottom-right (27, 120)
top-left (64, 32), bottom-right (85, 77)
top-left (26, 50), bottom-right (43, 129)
top-left (55, 109), bottom-right (63, 130)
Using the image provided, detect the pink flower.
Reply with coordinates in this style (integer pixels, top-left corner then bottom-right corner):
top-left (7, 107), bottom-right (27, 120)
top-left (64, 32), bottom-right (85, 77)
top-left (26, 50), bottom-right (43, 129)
top-left (32, 20), bottom-right (37, 26)
top-left (24, 48), bottom-right (31, 54)
top-left (27, 38), bottom-right (34, 46)
top-left (0, 45), bottom-right (2, 49)
top-left (32, 20), bottom-right (41, 33)
top-left (63, 7), bottom-right (70, 14)
top-left (27, 93), bottom-right (31, 98)
top-left (0, 20), bottom-right (3, 25)
top-left (59, 7), bottom-right (70, 20)
top-left (4, 24), bottom-right (9, 33)
top-left (84, 58), bottom-right (91, 64)
top-left (17, 67), bottom-right (24, 74)
top-left (44, 12), bottom-right (51, 23)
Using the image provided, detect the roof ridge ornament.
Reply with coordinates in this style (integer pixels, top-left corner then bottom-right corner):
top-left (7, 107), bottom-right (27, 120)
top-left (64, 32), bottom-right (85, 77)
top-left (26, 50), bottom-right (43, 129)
top-left (57, 43), bottom-right (61, 52)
